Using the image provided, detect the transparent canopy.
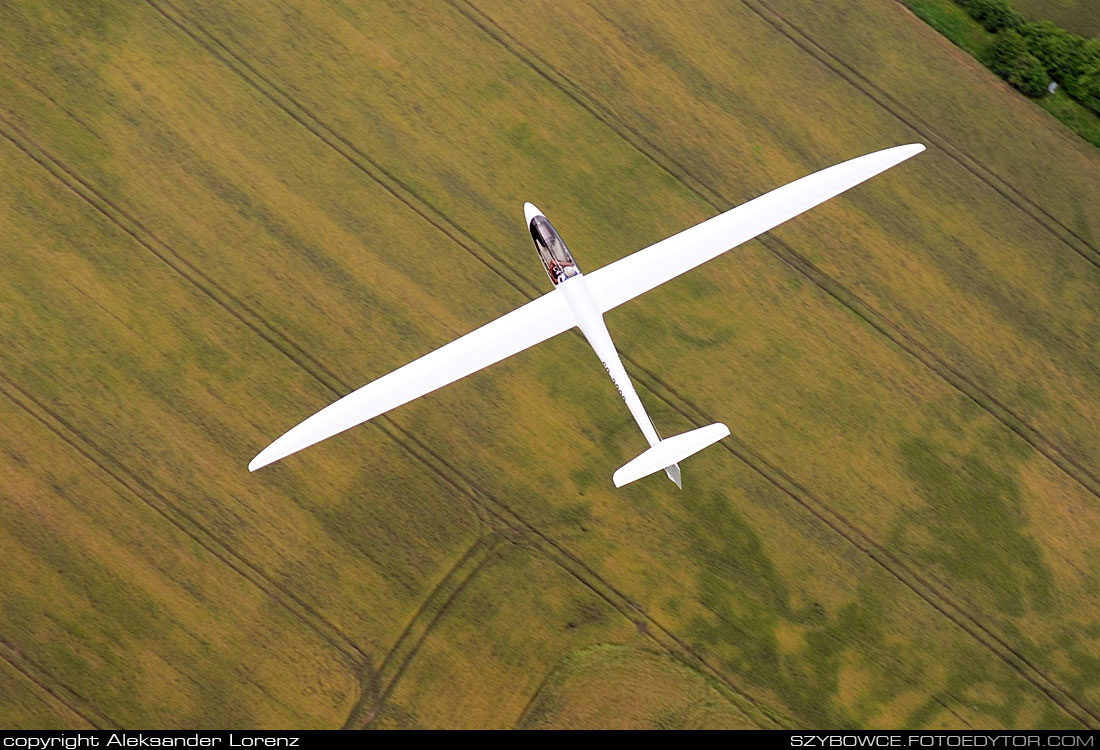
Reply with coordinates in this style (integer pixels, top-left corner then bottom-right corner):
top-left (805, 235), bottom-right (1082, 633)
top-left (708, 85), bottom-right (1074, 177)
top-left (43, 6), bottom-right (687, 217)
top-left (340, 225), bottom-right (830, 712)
top-left (529, 215), bottom-right (580, 285)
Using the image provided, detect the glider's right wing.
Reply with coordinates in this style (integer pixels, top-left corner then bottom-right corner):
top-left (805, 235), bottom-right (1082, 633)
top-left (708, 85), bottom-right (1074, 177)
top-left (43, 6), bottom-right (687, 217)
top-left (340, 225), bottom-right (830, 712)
top-left (249, 290), bottom-right (574, 471)
top-left (585, 144), bottom-right (925, 311)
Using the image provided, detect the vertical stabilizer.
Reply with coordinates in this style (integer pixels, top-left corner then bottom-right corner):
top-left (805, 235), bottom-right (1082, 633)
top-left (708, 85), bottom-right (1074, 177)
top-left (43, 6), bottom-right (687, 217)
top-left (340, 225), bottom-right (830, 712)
top-left (664, 463), bottom-right (682, 489)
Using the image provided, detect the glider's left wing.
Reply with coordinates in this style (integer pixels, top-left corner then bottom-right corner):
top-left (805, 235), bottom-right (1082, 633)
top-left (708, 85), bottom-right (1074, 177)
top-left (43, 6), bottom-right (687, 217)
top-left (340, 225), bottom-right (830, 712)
top-left (249, 290), bottom-right (574, 471)
top-left (585, 144), bottom-right (924, 311)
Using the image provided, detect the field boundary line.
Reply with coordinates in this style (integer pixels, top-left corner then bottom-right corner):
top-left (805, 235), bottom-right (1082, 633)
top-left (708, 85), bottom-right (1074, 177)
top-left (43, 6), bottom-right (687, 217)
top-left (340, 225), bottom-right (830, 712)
top-left (0, 634), bottom-right (114, 729)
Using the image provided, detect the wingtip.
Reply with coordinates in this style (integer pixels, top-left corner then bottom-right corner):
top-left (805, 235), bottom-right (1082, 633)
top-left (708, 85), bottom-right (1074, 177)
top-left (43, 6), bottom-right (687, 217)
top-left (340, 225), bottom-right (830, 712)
top-left (248, 449), bottom-right (274, 473)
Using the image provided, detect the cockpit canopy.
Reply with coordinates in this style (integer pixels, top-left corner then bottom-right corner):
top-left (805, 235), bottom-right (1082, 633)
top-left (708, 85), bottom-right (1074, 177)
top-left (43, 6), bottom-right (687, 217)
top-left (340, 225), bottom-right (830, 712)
top-left (529, 215), bottom-right (580, 286)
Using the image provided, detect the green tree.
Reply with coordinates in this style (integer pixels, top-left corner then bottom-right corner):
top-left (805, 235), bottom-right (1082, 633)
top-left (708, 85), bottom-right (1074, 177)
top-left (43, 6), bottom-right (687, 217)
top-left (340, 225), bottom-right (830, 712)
top-left (1013, 56), bottom-right (1054, 97)
top-left (957, 0), bottom-right (1022, 32)
top-left (953, 0), bottom-right (1100, 114)
top-left (1063, 37), bottom-right (1100, 102)
top-left (1020, 21), bottom-right (1083, 84)
top-left (988, 29), bottom-right (1051, 97)
top-left (1076, 52), bottom-right (1100, 115)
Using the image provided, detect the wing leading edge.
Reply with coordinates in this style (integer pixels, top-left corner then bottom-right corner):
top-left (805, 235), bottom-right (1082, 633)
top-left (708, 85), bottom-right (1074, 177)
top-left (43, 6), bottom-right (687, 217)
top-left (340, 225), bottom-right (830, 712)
top-left (585, 144), bottom-right (925, 311)
top-left (248, 290), bottom-right (575, 471)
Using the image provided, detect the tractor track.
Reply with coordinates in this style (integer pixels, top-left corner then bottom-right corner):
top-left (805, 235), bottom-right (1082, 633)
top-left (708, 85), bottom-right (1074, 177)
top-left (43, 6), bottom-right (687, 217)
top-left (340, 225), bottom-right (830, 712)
top-left (450, 0), bottom-right (1100, 727)
top-left (1, 40), bottom-right (781, 729)
top-left (341, 534), bottom-right (499, 728)
top-left (0, 634), bottom-right (113, 729)
top-left (149, 0), bottom-right (1094, 725)
top-left (513, 650), bottom-right (568, 729)
top-left (143, 0), bottom-right (537, 306)
top-left (737, 0), bottom-right (1100, 494)
top-left (639, 369), bottom-right (1097, 728)
top-left (0, 109), bottom-right (494, 550)
top-left (1, 378), bottom-right (333, 725)
top-left (0, 371), bottom-right (366, 668)
top-left (366, 415), bottom-right (787, 726)
top-left (0, 59), bottom-right (101, 140)
top-left (742, 0), bottom-right (1100, 500)
top-left (0, 116), bottom-right (782, 731)
top-left (354, 536), bottom-right (506, 728)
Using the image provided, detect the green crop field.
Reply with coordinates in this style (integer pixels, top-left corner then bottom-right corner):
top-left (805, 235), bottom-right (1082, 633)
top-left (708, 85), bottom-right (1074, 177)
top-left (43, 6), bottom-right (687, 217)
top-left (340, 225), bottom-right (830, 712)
top-left (1, 0), bottom-right (1098, 730)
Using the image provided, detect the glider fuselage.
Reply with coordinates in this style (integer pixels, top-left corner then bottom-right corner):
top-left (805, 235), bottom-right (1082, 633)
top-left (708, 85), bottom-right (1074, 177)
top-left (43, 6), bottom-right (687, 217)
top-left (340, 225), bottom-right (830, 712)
top-left (525, 203), bottom-right (675, 482)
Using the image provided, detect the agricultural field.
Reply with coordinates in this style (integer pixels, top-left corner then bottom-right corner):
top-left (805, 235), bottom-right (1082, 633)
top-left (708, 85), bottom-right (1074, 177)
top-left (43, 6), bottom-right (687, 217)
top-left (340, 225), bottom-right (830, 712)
top-left (1013, 0), bottom-right (1100, 36)
top-left (902, 0), bottom-right (1100, 149)
top-left (0, 0), bottom-right (1098, 729)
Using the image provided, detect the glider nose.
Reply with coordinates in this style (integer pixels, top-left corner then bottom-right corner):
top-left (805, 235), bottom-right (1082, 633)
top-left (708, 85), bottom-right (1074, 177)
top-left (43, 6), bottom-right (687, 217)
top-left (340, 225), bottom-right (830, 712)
top-left (524, 202), bottom-right (543, 225)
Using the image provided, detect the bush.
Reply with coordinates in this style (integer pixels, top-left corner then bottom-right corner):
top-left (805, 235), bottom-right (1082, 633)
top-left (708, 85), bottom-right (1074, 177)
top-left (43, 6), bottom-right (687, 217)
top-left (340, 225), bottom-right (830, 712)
top-left (1012, 55), bottom-right (1054, 97)
top-left (954, 0), bottom-right (1100, 109)
top-left (957, 0), bottom-right (1022, 32)
top-left (1076, 58), bottom-right (1100, 115)
top-left (1020, 21), bottom-right (1084, 84)
top-left (988, 29), bottom-right (1051, 97)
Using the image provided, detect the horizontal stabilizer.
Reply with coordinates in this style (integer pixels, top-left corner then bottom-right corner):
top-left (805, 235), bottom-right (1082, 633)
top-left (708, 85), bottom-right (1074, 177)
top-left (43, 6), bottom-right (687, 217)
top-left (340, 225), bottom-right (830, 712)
top-left (613, 423), bottom-right (731, 488)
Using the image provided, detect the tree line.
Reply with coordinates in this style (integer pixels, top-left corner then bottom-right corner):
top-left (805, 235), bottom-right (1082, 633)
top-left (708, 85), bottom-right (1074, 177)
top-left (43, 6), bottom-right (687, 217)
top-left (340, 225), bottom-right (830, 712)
top-left (955, 0), bottom-right (1100, 111)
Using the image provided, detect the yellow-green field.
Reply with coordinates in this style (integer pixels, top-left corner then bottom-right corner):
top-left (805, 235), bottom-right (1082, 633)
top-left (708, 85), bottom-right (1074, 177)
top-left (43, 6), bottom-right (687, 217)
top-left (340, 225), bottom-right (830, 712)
top-left (1, 0), bottom-right (1098, 729)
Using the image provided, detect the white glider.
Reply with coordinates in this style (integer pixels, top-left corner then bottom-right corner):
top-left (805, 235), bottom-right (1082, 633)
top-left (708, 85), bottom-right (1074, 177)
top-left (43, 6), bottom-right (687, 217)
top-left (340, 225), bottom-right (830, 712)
top-left (250, 143), bottom-right (925, 487)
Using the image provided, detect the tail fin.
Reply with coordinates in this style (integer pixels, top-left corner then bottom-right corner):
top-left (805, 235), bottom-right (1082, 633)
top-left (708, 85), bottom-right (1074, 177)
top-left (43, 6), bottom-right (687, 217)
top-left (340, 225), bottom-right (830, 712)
top-left (664, 463), bottom-right (682, 489)
top-left (614, 424), bottom-right (730, 489)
